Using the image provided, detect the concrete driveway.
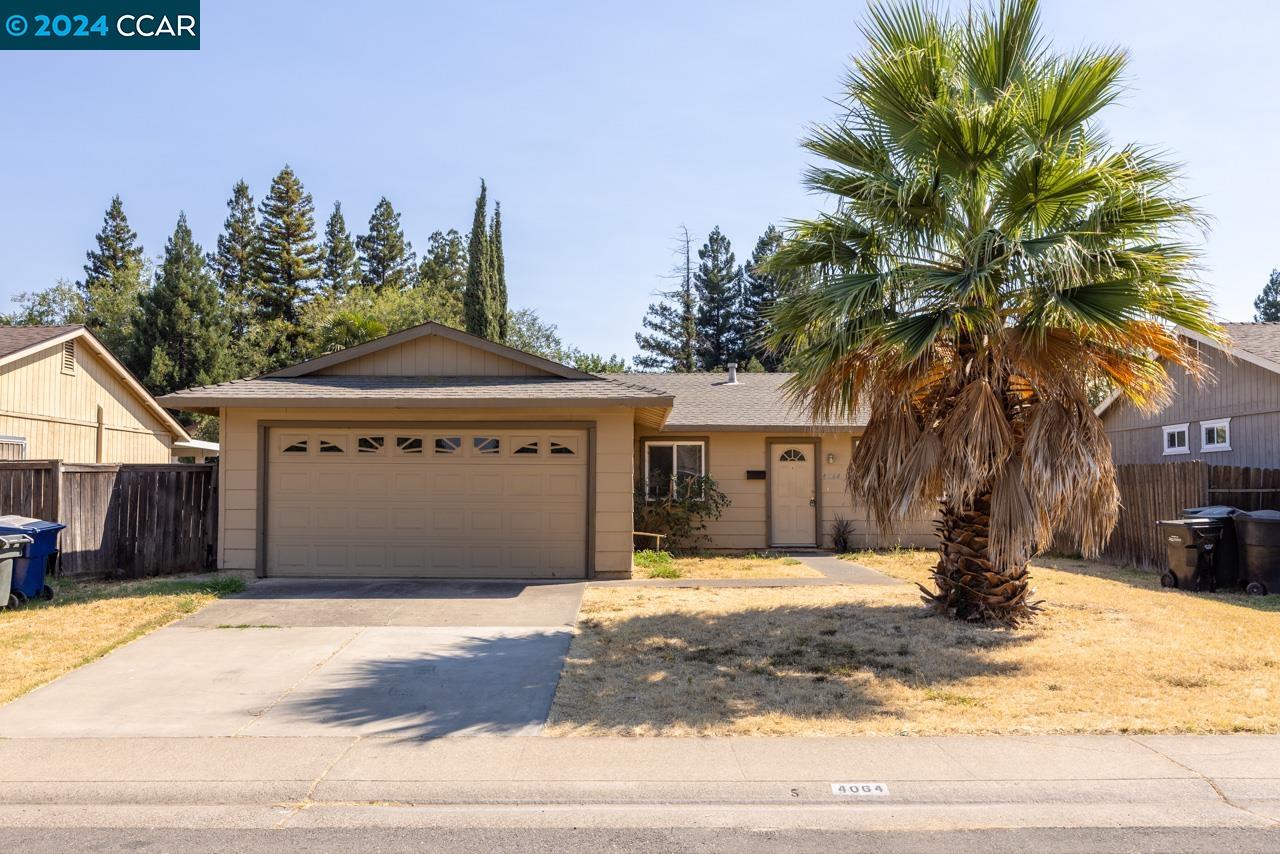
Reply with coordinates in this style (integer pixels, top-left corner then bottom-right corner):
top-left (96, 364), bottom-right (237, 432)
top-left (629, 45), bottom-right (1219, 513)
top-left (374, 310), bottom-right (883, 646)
top-left (0, 578), bottom-right (585, 739)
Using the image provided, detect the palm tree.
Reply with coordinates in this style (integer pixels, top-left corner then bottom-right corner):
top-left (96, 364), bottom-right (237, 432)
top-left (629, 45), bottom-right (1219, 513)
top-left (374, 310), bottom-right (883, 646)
top-left (315, 310), bottom-right (388, 354)
top-left (766, 0), bottom-right (1219, 625)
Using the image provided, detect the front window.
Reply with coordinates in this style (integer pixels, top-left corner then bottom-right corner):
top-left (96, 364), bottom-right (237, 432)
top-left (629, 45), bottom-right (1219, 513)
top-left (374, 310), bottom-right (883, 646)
top-left (1201, 418), bottom-right (1231, 452)
top-left (645, 441), bottom-right (705, 500)
top-left (1163, 424), bottom-right (1189, 455)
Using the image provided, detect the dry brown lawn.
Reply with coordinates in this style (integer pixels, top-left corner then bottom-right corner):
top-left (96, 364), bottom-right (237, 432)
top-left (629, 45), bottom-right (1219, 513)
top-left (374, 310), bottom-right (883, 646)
top-left (0, 575), bottom-right (244, 705)
top-left (549, 550), bottom-right (1280, 736)
top-left (632, 554), bottom-right (822, 580)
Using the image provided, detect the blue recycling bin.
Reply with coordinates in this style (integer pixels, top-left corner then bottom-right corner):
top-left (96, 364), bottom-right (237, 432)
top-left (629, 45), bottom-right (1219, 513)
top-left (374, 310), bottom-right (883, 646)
top-left (0, 515), bottom-right (65, 602)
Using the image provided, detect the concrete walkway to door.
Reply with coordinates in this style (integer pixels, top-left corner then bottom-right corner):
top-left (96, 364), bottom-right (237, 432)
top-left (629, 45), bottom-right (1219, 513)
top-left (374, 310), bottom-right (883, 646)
top-left (0, 579), bottom-right (584, 740)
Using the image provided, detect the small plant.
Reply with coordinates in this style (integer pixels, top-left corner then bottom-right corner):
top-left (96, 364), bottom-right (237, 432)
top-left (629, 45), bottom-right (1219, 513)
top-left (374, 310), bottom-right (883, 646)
top-left (634, 474), bottom-right (730, 551)
top-left (634, 549), bottom-right (681, 578)
top-left (830, 516), bottom-right (855, 552)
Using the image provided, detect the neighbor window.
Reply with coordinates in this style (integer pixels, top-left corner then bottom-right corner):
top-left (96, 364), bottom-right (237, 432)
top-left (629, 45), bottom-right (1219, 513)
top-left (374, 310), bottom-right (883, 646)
top-left (644, 441), bottom-right (705, 500)
top-left (1162, 424), bottom-right (1189, 455)
top-left (1200, 418), bottom-right (1231, 452)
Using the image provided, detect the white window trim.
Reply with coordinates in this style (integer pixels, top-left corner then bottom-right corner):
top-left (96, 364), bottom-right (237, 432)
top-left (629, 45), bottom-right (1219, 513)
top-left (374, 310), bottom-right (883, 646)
top-left (643, 440), bottom-right (706, 500)
top-left (1162, 423), bottom-right (1190, 456)
top-left (1199, 417), bottom-right (1231, 453)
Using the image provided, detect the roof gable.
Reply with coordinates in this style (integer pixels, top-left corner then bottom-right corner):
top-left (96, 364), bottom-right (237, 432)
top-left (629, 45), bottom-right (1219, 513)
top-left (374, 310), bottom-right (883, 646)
top-left (0, 325), bottom-right (189, 442)
top-left (267, 322), bottom-right (596, 380)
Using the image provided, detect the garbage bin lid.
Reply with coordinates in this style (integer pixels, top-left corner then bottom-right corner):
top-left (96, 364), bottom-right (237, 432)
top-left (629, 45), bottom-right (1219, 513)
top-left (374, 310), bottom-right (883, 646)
top-left (0, 515), bottom-right (66, 534)
top-left (1244, 509), bottom-right (1280, 520)
top-left (1183, 505), bottom-right (1244, 518)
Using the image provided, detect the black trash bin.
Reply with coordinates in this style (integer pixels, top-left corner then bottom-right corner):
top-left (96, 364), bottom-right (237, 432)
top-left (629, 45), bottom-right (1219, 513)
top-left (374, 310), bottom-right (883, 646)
top-left (1235, 510), bottom-right (1280, 596)
top-left (1182, 506), bottom-right (1244, 589)
top-left (1155, 518), bottom-right (1224, 591)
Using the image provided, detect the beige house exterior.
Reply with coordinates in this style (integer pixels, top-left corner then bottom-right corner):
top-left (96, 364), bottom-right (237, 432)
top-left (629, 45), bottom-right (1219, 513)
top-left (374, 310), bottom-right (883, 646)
top-left (0, 325), bottom-right (190, 464)
top-left (160, 322), bottom-right (933, 581)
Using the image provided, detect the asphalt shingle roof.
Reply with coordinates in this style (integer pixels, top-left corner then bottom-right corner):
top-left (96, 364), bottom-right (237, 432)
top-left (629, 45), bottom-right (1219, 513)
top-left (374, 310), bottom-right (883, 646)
top-left (606, 372), bottom-right (866, 430)
top-left (0, 325), bottom-right (81, 360)
top-left (1222, 322), bottom-right (1280, 367)
top-left (157, 375), bottom-right (673, 411)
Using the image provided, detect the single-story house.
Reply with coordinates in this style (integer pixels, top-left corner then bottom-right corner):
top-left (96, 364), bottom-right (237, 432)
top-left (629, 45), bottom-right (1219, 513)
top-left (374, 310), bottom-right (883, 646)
top-left (1098, 322), bottom-right (1280, 468)
top-left (159, 322), bottom-right (933, 580)
top-left (0, 324), bottom-right (197, 464)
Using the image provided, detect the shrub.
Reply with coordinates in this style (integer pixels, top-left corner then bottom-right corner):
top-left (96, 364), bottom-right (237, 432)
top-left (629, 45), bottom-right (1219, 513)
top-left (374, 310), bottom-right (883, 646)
top-left (633, 475), bottom-right (730, 552)
top-left (830, 516), bottom-right (855, 552)
top-left (634, 549), bottom-right (678, 578)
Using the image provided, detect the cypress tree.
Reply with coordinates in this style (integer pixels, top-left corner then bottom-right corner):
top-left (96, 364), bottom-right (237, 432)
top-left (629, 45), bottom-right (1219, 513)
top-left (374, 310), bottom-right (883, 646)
top-left (320, 201), bottom-right (360, 296)
top-left (136, 213), bottom-right (228, 397)
top-left (489, 201), bottom-right (508, 341)
top-left (1255, 270), bottom-right (1280, 322)
top-left (357, 197), bottom-right (416, 290)
top-left (693, 226), bottom-right (746, 370)
top-left (255, 165), bottom-right (322, 363)
top-left (207, 180), bottom-right (260, 341)
top-left (741, 224), bottom-right (789, 370)
top-left (78, 195), bottom-right (147, 369)
top-left (635, 227), bottom-right (700, 372)
top-left (463, 180), bottom-right (497, 339)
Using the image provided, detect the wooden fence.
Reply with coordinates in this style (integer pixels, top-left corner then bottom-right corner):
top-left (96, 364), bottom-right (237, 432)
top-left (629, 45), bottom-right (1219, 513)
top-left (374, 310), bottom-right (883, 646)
top-left (0, 461), bottom-right (217, 578)
top-left (1089, 462), bottom-right (1280, 570)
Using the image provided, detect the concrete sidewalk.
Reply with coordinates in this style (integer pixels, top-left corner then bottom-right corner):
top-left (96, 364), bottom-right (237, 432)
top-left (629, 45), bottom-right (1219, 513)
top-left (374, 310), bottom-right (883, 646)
top-left (0, 735), bottom-right (1275, 832)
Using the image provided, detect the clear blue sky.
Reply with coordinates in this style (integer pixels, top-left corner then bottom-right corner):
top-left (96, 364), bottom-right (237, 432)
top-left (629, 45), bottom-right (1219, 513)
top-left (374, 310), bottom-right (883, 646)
top-left (2, 0), bottom-right (1276, 360)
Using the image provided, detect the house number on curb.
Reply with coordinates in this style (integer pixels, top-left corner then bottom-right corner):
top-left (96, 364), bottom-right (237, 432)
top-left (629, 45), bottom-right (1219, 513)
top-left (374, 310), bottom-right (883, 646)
top-left (831, 783), bottom-right (890, 796)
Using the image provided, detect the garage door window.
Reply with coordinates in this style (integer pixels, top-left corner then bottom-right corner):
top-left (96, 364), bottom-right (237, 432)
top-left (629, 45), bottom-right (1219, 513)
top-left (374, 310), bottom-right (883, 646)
top-left (281, 437), bottom-right (309, 454)
top-left (397, 436), bottom-right (425, 454)
top-left (319, 439), bottom-right (345, 454)
top-left (432, 436), bottom-right (460, 454)
top-left (514, 439), bottom-right (540, 455)
top-left (550, 438), bottom-right (577, 456)
top-left (357, 436), bottom-right (385, 454)
top-left (473, 436), bottom-right (501, 455)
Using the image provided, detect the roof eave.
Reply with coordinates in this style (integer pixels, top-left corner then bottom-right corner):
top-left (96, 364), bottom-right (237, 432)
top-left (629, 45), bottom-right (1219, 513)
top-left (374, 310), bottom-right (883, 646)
top-left (156, 394), bottom-right (675, 413)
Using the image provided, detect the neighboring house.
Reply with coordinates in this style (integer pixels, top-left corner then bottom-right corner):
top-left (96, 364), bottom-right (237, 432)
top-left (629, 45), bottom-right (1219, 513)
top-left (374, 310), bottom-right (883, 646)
top-left (1098, 322), bottom-right (1280, 468)
top-left (159, 322), bottom-right (932, 581)
top-left (0, 325), bottom-right (193, 464)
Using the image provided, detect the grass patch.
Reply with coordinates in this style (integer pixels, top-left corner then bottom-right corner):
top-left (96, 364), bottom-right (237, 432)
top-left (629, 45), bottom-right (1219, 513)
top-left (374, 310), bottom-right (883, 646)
top-left (550, 551), bottom-right (1280, 736)
top-left (0, 574), bottom-right (246, 705)
top-left (630, 552), bottom-right (823, 580)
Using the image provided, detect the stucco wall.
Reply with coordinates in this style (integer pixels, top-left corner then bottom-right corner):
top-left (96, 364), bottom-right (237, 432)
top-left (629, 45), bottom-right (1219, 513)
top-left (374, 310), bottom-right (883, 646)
top-left (1102, 346), bottom-right (1280, 468)
top-left (636, 430), bottom-right (937, 551)
top-left (0, 339), bottom-right (173, 463)
top-left (218, 404), bottom-right (636, 576)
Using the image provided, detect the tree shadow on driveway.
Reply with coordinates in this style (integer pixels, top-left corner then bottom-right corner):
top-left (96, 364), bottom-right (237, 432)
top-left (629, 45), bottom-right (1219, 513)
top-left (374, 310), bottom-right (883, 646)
top-left (268, 628), bottom-right (572, 740)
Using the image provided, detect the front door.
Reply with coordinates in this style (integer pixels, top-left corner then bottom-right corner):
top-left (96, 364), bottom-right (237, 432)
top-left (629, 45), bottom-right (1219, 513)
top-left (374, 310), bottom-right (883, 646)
top-left (770, 443), bottom-right (816, 547)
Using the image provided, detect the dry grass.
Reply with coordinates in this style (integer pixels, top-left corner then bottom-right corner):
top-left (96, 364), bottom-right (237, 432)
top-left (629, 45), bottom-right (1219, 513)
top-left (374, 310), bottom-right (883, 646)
top-left (548, 550), bottom-right (1280, 736)
top-left (632, 553), bottom-right (822, 580)
top-left (0, 575), bottom-right (245, 705)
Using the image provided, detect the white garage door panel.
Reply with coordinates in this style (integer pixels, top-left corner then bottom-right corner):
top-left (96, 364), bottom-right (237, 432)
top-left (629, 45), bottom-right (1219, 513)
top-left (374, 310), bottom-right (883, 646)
top-left (266, 427), bottom-right (588, 578)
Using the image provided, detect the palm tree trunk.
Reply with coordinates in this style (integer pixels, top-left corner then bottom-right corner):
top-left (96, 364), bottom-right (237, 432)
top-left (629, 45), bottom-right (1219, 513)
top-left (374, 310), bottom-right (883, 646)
top-left (924, 494), bottom-right (1037, 626)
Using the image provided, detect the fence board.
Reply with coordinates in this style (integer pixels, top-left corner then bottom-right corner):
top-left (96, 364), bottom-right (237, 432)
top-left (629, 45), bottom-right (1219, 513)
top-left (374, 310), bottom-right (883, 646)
top-left (0, 461), bottom-right (217, 578)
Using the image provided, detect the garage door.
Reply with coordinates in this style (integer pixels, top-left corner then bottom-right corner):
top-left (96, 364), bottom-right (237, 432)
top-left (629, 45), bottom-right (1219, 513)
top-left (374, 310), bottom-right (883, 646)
top-left (266, 426), bottom-right (589, 578)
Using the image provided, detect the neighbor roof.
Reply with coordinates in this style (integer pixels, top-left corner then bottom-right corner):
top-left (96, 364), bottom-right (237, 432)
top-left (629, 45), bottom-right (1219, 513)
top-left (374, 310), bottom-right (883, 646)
top-left (0, 325), bottom-right (190, 442)
top-left (607, 372), bottom-right (866, 432)
top-left (157, 375), bottom-right (674, 414)
top-left (0, 324), bottom-right (82, 362)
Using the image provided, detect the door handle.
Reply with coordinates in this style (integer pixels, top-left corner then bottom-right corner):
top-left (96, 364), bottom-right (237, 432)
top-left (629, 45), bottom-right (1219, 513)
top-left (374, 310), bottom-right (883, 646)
top-left (809, 497), bottom-right (816, 507)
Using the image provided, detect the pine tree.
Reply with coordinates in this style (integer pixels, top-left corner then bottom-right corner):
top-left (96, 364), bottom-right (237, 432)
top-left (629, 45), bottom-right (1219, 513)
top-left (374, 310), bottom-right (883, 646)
top-left (207, 180), bottom-right (260, 341)
top-left (694, 226), bottom-right (746, 370)
top-left (135, 213), bottom-right (227, 397)
top-left (1256, 270), bottom-right (1280, 322)
top-left (357, 197), bottom-right (416, 290)
top-left (741, 225), bottom-right (791, 369)
top-left (489, 201), bottom-right (509, 341)
top-left (254, 165), bottom-right (322, 363)
top-left (417, 229), bottom-right (467, 321)
top-left (78, 196), bottom-right (147, 363)
top-left (463, 180), bottom-right (498, 339)
top-left (320, 201), bottom-right (360, 296)
top-left (635, 227), bottom-right (700, 372)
